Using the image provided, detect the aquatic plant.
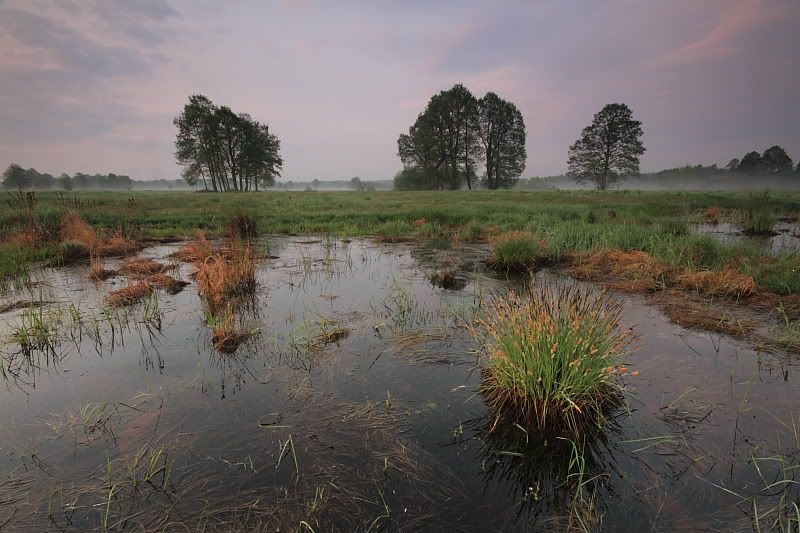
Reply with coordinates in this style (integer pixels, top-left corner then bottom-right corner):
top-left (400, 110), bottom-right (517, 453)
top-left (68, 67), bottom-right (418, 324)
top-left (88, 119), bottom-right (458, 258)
top-left (475, 282), bottom-right (634, 434)
top-left (487, 231), bottom-right (543, 272)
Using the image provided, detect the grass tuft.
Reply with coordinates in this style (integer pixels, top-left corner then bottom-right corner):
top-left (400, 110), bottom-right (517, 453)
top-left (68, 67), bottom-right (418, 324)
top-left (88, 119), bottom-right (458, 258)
top-left (487, 231), bottom-right (543, 272)
top-left (474, 282), bottom-right (634, 435)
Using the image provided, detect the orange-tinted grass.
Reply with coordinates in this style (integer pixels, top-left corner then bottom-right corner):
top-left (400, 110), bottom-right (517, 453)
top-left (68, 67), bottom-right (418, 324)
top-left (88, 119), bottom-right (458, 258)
top-left (676, 269), bottom-right (756, 298)
top-left (60, 211), bottom-right (99, 248)
top-left (148, 273), bottom-right (189, 295)
top-left (119, 258), bottom-right (168, 277)
top-left (194, 242), bottom-right (256, 307)
top-left (569, 249), bottom-right (671, 292)
top-left (105, 281), bottom-right (152, 307)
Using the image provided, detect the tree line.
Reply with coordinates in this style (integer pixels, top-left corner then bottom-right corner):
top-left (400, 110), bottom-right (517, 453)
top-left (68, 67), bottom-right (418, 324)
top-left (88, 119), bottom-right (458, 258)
top-left (726, 146), bottom-right (798, 176)
top-left (1, 164), bottom-right (135, 190)
top-left (395, 84), bottom-right (527, 190)
top-left (174, 95), bottom-right (283, 192)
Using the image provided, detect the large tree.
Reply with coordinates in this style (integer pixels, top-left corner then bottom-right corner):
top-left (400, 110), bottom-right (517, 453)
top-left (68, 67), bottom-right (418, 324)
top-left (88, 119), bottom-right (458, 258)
top-left (737, 151), bottom-right (763, 174)
top-left (477, 92), bottom-right (527, 189)
top-left (397, 84), bottom-right (483, 190)
top-left (174, 94), bottom-right (282, 192)
top-left (567, 103), bottom-right (645, 190)
top-left (1, 164), bottom-right (31, 189)
top-left (761, 145), bottom-right (793, 175)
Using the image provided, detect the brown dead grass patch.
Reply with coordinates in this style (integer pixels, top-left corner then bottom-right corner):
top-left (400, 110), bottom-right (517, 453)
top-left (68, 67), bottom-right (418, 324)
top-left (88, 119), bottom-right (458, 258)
top-left (118, 258), bottom-right (168, 277)
top-left (194, 242), bottom-right (256, 307)
top-left (59, 212), bottom-right (139, 257)
top-left (173, 231), bottom-right (215, 263)
top-left (94, 232), bottom-right (139, 256)
top-left (105, 281), bottom-right (153, 307)
top-left (651, 290), bottom-right (757, 337)
top-left (60, 211), bottom-right (99, 248)
top-left (568, 249), bottom-right (672, 292)
top-left (676, 269), bottom-right (756, 298)
top-left (148, 273), bottom-right (189, 295)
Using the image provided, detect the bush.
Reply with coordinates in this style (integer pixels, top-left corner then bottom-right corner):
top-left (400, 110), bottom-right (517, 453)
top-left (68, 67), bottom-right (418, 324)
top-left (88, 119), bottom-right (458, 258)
top-left (475, 282), bottom-right (634, 434)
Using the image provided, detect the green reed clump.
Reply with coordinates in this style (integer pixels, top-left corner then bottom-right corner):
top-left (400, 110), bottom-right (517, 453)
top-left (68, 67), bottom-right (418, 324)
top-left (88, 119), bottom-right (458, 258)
top-left (475, 282), bottom-right (634, 434)
top-left (488, 231), bottom-right (543, 272)
top-left (744, 208), bottom-right (777, 235)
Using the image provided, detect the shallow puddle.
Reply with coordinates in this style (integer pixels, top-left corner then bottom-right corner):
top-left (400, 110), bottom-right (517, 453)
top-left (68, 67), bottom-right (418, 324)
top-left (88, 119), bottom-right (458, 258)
top-left (693, 221), bottom-right (800, 255)
top-left (0, 238), bottom-right (797, 531)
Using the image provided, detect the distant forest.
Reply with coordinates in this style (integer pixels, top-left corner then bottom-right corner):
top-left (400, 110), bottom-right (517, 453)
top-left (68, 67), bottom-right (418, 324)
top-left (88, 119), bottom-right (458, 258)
top-left (0, 164), bottom-right (188, 190)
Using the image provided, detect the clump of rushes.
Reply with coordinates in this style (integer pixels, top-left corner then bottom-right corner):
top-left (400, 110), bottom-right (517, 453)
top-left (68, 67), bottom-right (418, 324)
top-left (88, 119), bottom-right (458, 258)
top-left (90, 257), bottom-right (116, 281)
top-left (474, 282), bottom-right (635, 435)
top-left (227, 212), bottom-right (258, 241)
top-left (487, 231), bottom-right (543, 272)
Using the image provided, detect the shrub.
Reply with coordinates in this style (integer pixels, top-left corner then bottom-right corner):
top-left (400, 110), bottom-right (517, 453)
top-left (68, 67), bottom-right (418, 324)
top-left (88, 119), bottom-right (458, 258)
top-left (475, 282), bottom-right (634, 434)
top-left (488, 231), bottom-right (543, 272)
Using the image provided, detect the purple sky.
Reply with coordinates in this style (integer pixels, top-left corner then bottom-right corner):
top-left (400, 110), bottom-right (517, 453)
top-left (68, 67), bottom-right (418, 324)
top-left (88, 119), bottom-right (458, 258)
top-left (1, 0), bottom-right (798, 181)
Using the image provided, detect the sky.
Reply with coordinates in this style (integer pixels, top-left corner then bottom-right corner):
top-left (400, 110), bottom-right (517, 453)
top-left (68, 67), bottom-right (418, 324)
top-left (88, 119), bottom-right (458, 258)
top-left (0, 0), bottom-right (798, 181)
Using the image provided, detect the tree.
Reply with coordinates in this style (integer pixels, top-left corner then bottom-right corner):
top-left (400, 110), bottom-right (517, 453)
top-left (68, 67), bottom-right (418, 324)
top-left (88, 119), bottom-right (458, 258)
top-left (2, 164), bottom-right (32, 189)
top-left (726, 158), bottom-right (740, 172)
top-left (56, 173), bottom-right (73, 190)
top-left (174, 94), bottom-right (282, 192)
top-left (567, 103), bottom-right (645, 190)
top-left (397, 84), bottom-right (483, 190)
top-left (761, 145), bottom-right (793, 175)
top-left (737, 151), bottom-right (763, 174)
top-left (477, 92), bottom-right (527, 189)
top-left (796, 162), bottom-right (800, 176)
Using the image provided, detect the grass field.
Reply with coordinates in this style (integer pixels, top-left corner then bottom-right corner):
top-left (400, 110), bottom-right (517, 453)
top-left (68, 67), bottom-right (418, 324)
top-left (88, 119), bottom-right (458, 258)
top-left (2, 189), bottom-right (799, 293)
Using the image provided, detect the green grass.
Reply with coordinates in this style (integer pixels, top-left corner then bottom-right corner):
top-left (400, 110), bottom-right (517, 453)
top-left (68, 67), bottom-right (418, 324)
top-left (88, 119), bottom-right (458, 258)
top-left (1, 190), bottom-right (799, 292)
top-left (487, 231), bottom-right (542, 271)
top-left (475, 282), bottom-right (634, 434)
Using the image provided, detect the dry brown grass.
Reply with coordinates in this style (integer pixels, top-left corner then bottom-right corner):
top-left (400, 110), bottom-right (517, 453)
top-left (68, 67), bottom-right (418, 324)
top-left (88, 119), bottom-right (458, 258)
top-left (676, 269), bottom-right (756, 298)
top-left (568, 249), bottom-right (672, 292)
top-left (105, 281), bottom-right (153, 307)
top-left (59, 212), bottom-right (139, 257)
top-left (652, 290), bottom-right (757, 337)
top-left (89, 258), bottom-right (116, 281)
top-left (194, 242), bottom-right (256, 307)
top-left (173, 231), bottom-right (214, 263)
top-left (705, 206), bottom-right (720, 223)
top-left (148, 273), bottom-right (189, 295)
top-left (60, 211), bottom-right (99, 248)
top-left (94, 232), bottom-right (139, 256)
top-left (118, 258), bottom-right (168, 277)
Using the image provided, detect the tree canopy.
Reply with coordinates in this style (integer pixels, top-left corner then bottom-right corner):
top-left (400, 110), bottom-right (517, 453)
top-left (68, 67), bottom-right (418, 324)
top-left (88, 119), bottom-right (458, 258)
top-left (396, 84), bottom-right (526, 190)
top-left (1, 164), bottom-right (136, 190)
top-left (174, 95), bottom-right (283, 192)
top-left (567, 103), bottom-right (645, 190)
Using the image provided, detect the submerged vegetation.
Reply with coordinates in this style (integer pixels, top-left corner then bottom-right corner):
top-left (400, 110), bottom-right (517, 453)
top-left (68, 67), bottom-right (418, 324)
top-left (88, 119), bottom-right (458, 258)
top-left (475, 282), bottom-right (634, 435)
